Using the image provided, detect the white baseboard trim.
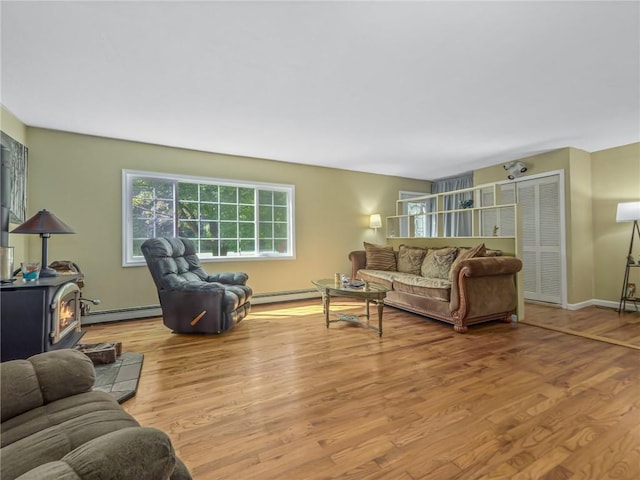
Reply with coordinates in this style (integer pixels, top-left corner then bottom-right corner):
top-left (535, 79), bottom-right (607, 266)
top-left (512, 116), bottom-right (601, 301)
top-left (566, 299), bottom-right (594, 310)
top-left (82, 306), bottom-right (162, 325)
top-left (252, 289), bottom-right (321, 305)
top-left (81, 289), bottom-right (321, 325)
top-left (528, 298), bottom-right (637, 313)
top-left (562, 298), bottom-right (638, 313)
top-left (592, 298), bottom-right (638, 312)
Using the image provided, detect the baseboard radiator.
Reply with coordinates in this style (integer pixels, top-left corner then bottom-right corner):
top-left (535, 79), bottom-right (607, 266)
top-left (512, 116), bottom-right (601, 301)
top-left (81, 289), bottom-right (321, 325)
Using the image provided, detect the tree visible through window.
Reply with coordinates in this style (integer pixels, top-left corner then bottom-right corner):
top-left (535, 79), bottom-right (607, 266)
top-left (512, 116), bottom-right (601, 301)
top-left (123, 170), bottom-right (295, 265)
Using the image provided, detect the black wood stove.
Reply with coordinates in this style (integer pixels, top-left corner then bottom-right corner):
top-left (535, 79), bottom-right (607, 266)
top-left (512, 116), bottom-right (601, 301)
top-left (1, 274), bottom-right (85, 361)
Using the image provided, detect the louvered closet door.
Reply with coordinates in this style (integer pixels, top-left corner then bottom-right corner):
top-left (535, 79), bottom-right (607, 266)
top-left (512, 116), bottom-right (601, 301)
top-left (516, 176), bottom-right (562, 304)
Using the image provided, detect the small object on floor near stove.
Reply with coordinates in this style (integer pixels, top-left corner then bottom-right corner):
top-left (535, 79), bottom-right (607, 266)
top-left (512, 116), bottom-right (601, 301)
top-left (75, 342), bottom-right (121, 365)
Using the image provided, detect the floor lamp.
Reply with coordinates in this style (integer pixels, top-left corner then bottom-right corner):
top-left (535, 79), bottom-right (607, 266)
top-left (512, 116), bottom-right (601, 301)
top-left (617, 201), bottom-right (640, 313)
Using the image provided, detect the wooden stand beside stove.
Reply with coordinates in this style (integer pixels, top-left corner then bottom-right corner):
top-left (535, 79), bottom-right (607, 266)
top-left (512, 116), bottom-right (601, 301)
top-left (1, 273), bottom-right (85, 361)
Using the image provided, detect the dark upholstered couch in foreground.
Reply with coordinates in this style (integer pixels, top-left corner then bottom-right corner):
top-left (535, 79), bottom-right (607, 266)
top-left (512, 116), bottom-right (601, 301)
top-left (0, 349), bottom-right (191, 480)
top-left (349, 243), bottom-right (522, 333)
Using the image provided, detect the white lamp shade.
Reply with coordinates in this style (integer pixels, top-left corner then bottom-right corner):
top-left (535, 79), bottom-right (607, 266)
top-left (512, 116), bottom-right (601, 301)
top-left (369, 213), bottom-right (382, 229)
top-left (616, 201), bottom-right (640, 222)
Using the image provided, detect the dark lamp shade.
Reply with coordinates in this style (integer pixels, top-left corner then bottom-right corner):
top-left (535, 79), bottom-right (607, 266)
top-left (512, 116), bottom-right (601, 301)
top-left (11, 209), bottom-right (75, 234)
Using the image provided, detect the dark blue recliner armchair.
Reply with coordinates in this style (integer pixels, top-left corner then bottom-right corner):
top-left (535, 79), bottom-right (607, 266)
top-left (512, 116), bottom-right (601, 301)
top-left (141, 237), bottom-right (252, 334)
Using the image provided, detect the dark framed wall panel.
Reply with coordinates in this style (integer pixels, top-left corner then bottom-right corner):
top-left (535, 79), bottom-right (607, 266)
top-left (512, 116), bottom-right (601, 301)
top-left (0, 131), bottom-right (28, 223)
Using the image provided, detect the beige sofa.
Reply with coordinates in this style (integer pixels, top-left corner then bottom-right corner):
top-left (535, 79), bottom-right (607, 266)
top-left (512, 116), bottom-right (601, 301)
top-left (349, 243), bottom-right (522, 333)
top-left (0, 349), bottom-right (191, 480)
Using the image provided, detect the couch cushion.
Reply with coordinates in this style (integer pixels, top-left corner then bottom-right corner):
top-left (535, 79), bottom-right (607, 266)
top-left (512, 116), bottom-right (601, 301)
top-left (396, 245), bottom-right (428, 275)
top-left (1, 360), bottom-right (44, 423)
top-left (1, 391), bottom-right (140, 480)
top-left (420, 247), bottom-right (458, 280)
top-left (393, 275), bottom-right (451, 302)
top-left (449, 243), bottom-right (486, 281)
top-left (14, 428), bottom-right (179, 480)
top-left (356, 269), bottom-right (395, 290)
top-left (1, 391), bottom-right (138, 448)
top-left (363, 242), bottom-right (397, 271)
top-left (62, 427), bottom-right (177, 480)
top-left (356, 270), bottom-right (451, 302)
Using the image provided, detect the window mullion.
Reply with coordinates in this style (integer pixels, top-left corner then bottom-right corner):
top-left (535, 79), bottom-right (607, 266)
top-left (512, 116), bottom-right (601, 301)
top-left (172, 181), bottom-right (179, 238)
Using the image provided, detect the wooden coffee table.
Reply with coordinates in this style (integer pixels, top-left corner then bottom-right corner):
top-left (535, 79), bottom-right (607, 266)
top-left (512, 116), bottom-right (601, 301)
top-left (312, 278), bottom-right (388, 337)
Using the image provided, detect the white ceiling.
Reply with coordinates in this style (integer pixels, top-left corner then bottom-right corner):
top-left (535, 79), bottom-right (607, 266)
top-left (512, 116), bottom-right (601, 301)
top-left (1, 1), bottom-right (639, 180)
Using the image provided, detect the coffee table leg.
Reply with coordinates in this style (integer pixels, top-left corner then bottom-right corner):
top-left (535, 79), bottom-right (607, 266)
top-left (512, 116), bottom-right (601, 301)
top-left (324, 289), bottom-right (331, 328)
top-left (377, 300), bottom-right (383, 337)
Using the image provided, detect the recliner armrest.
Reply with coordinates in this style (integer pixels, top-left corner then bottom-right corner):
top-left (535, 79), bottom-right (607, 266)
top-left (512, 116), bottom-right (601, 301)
top-left (207, 272), bottom-right (249, 285)
top-left (173, 281), bottom-right (226, 294)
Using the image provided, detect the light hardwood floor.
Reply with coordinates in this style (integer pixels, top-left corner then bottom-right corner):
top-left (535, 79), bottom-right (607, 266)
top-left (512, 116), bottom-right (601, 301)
top-left (522, 302), bottom-right (640, 350)
top-left (82, 300), bottom-right (640, 480)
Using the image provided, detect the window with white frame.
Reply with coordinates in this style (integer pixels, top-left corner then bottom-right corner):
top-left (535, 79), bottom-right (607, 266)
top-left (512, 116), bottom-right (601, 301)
top-left (122, 170), bottom-right (295, 266)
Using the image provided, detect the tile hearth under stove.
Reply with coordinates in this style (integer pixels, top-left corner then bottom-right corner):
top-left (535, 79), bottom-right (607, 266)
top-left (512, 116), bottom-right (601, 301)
top-left (92, 351), bottom-right (144, 404)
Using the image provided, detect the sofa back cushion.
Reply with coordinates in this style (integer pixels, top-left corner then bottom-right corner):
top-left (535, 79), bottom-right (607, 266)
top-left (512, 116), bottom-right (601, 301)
top-left (396, 245), bottom-right (428, 275)
top-left (0, 360), bottom-right (43, 423)
top-left (420, 247), bottom-right (458, 280)
top-left (364, 242), bottom-right (397, 271)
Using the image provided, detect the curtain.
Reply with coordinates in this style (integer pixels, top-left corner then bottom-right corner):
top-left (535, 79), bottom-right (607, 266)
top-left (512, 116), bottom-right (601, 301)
top-left (431, 173), bottom-right (473, 236)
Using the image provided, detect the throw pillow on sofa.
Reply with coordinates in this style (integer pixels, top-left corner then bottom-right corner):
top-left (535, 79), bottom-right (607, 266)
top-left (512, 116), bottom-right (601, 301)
top-left (397, 245), bottom-right (428, 275)
top-left (364, 242), bottom-right (397, 271)
top-left (449, 243), bottom-right (486, 281)
top-left (420, 247), bottom-right (458, 280)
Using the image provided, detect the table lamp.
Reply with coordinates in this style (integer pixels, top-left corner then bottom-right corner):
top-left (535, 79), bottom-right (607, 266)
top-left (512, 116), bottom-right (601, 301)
top-left (11, 209), bottom-right (75, 277)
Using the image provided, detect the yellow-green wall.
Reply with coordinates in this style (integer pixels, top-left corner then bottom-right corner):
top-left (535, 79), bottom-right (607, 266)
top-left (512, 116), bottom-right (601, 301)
top-left (567, 147), bottom-right (595, 304)
top-left (6, 102), bottom-right (638, 311)
top-left (591, 143), bottom-right (640, 303)
top-left (23, 127), bottom-right (427, 312)
top-left (1, 106), bottom-right (28, 264)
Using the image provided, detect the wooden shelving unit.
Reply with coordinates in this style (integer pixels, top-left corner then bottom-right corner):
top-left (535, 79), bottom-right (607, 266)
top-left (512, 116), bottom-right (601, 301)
top-left (384, 183), bottom-right (524, 319)
top-left (386, 184), bottom-right (519, 250)
top-left (619, 264), bottom-right (639, 313)
top-left (618, 219), bottom-right (640, 314)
